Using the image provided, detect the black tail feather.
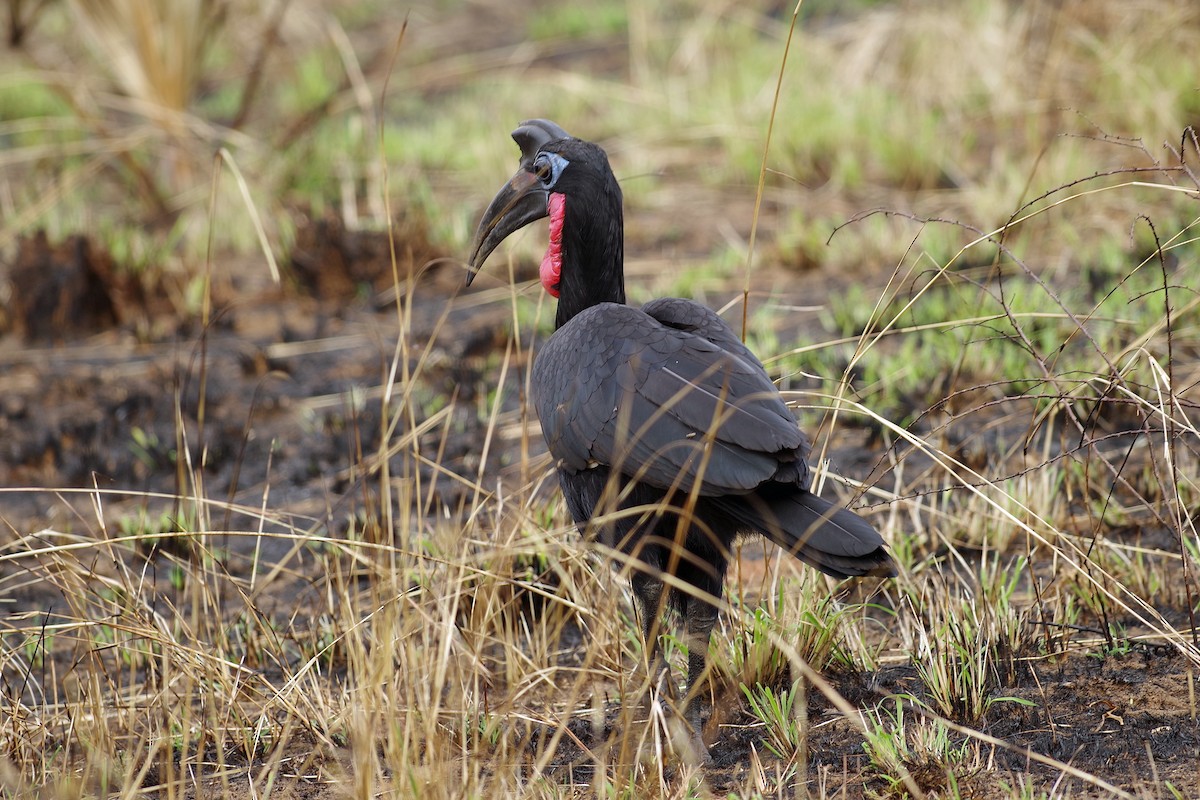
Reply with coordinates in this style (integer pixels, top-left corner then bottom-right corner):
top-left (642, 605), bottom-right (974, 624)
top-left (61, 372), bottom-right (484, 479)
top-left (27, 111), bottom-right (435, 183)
top-left (714, 490), bottom-right (895, 579)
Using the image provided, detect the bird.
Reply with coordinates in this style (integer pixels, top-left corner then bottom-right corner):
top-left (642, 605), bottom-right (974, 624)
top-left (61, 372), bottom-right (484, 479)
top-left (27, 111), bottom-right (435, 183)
top-left (466, 119), bottom-right (894, 762)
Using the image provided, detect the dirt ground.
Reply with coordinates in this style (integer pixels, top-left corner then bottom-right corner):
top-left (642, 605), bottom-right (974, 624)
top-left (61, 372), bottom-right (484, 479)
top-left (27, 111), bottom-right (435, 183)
top-left (2, 218), bottom-right (1198, 797)
top-left (0, 221), bottom-right (496, 534)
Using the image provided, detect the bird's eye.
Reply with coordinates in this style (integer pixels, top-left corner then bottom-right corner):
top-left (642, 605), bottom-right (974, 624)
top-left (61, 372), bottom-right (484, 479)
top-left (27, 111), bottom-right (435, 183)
top-left (532, 152), bottom-right (568, 189)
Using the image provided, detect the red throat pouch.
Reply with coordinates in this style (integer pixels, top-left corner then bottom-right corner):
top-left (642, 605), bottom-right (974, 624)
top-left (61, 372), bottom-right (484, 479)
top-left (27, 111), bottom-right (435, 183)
top-left (540, 192), bottom-right (565, 297)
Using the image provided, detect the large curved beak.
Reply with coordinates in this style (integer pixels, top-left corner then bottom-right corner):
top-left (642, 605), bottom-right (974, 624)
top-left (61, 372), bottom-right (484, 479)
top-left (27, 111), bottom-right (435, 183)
top-left (465, 169), bottom-right (547, 285)
top-left (465, 119), bottom-right (572, 286)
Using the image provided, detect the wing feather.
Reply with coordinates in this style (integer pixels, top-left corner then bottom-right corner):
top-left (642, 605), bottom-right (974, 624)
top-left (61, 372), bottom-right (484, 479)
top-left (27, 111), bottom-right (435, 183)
top-left (532, 300), bottom-right (809, 495)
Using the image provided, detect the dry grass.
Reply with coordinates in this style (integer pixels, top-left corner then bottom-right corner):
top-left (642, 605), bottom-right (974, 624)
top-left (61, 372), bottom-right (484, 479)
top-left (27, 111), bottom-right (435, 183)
top-left (3, 200), bottom-right (1197, 798)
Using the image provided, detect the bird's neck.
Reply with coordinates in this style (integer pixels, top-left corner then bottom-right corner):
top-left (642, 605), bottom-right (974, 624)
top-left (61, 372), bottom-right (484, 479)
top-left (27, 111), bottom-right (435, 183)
top-left (552, 190), bottom-right (625, 329)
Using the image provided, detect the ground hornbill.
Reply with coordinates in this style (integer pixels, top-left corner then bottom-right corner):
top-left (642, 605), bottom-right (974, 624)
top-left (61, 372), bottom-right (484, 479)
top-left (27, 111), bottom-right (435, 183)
top-left (467, 119), bottom-right (895, 761)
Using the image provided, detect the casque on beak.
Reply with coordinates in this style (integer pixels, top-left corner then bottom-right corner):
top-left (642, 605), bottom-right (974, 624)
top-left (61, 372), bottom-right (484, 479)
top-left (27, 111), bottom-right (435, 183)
top-left (465, 119), bottom-right (572, 286)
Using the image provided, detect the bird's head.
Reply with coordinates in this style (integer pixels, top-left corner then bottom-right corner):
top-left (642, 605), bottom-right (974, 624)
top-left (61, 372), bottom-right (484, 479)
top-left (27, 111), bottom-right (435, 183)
top-left (467, 120), bottom-right (624, 308)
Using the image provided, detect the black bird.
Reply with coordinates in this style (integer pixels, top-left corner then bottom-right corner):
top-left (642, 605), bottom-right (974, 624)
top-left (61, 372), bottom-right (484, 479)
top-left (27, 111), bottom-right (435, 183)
top-left (467, 120), bottom-right (894, 759)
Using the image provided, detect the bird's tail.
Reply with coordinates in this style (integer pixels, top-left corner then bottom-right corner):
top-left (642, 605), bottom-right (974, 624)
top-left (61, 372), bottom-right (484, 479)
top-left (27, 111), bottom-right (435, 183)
top-left (714, 491), bottom-right (895, 579)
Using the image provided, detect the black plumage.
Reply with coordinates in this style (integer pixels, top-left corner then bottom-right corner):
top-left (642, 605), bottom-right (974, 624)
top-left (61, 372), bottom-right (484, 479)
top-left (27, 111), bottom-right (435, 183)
top-left (467, 120), bottom-right (894, 760)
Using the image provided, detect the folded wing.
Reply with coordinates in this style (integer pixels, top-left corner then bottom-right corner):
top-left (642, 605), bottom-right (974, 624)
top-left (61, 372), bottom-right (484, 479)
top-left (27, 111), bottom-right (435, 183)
top-left (532, 300), bottom-right (810, 495)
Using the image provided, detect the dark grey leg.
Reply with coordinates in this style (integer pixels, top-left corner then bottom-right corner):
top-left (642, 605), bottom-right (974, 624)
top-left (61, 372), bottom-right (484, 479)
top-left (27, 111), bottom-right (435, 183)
top-left (630, 570), bottom-right (671, 691)
top-left (681, 592), bottom-right (718, 763)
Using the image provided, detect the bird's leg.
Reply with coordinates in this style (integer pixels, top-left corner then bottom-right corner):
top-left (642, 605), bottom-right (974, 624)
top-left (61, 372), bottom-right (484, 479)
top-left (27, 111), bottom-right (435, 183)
top-left (630, 570), bottom-right (672, 694)
top-left (681, 592), bottom-right (718, 764)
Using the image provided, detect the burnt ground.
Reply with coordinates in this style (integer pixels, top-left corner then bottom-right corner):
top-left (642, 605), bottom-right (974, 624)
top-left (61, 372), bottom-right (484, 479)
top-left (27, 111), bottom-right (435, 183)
top-left (0, 219), bottom-right (502, 533)
top-left (2, 225), bottom-right (1199, 798)
top-left (527, 653), bottom-right (1199, 797)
